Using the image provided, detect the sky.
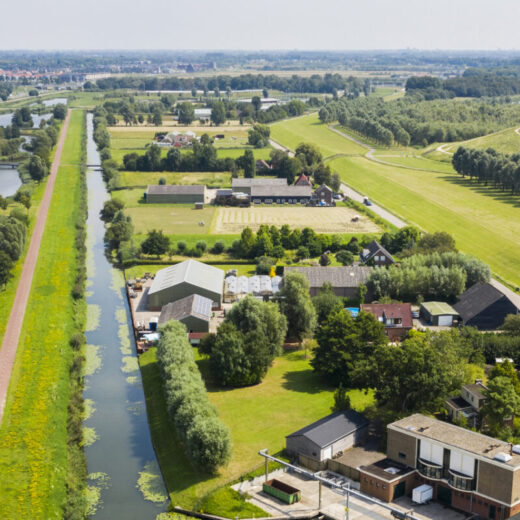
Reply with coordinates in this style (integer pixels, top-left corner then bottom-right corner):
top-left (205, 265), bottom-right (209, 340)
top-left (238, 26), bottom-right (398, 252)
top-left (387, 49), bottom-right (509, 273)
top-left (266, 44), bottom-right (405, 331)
top-left (1, 0), bottom-right (519, 50)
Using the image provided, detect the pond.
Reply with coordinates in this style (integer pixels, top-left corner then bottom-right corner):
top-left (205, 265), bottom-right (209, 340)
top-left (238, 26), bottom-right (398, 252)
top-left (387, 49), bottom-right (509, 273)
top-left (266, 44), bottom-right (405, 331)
top-left (0, 166), bottom-right (22, 197)
top-left (0, 112), bottom-right (53, 128)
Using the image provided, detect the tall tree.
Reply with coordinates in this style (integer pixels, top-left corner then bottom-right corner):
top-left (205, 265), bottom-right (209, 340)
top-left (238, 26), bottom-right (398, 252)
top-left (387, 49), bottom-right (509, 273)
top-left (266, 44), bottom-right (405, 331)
top-left (178, 102), bottom-right (195, 125)
top-left (482, 377), bottom-right (520, 436)
top-left (279, 271), bottom-right (317, 342)
top-left (211, 101), bottom-right (226, 125)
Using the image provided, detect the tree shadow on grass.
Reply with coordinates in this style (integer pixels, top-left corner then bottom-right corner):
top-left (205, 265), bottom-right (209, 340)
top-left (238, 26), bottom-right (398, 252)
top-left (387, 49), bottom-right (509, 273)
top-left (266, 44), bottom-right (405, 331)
top-left (439, 174), bottom-right (520, 209)
top-left (281, 368), bottom-right (332, 394)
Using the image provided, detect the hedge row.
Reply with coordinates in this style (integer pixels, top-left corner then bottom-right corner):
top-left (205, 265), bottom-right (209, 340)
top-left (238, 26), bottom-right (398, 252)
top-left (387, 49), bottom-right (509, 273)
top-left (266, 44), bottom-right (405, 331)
top-left (156, 321), bottom-right (232, 473)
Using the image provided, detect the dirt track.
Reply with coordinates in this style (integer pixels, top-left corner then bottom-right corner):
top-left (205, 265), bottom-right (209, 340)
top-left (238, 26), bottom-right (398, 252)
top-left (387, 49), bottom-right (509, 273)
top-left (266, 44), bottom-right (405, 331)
top-left (0, 109), bottom-right (71, 423)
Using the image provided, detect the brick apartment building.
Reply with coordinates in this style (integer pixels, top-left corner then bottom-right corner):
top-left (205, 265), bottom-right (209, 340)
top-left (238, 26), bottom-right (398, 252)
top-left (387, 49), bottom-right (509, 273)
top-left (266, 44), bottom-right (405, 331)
top-left (359, 414), bottom-right (520, 519)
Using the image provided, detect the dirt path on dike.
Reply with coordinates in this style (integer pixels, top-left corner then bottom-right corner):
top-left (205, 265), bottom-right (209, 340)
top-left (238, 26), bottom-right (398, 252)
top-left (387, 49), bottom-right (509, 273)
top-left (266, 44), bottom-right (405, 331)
top-left (0, 109), bottom-right (72, 423)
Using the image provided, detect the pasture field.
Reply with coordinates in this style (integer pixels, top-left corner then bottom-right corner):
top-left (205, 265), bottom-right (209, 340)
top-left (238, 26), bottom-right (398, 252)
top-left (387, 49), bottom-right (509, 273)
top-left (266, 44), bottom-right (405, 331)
top-left (140, 348), bottom-right (374, 509)
top-left (128, 205), bottom-right (216, 235)
top-left (444, 126), bottom-right (520, 154)
top-left (371, 154), bottom-right (456, 173)
top-left (270, 113), bottom-right (367, 157)
top-left (118, 170), bottom-right (232, 188)
top-left (330, 155), bottom-right (520, 288)
top-left (0, 110), bottom-right (85, 518)
top-left (211, 206), bottom-right (380, 234)
top-left (272, 113), bottom-right (520, 288)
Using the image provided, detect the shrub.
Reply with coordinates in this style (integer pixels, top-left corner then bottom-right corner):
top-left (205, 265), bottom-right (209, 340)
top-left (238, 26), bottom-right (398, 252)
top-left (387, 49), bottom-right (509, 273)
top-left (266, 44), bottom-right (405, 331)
top-left (211, 241), bottom-right (225, 254)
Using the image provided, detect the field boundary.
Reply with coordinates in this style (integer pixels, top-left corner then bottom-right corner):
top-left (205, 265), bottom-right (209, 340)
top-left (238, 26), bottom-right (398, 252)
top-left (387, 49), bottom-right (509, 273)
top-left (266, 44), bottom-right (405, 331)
top-left (0, 109), bottom-right (71, 422)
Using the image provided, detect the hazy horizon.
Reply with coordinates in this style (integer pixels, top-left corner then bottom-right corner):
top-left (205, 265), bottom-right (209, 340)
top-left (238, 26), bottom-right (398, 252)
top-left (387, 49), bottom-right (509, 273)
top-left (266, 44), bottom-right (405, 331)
top-left (1, 0), bottom-right (519, 51)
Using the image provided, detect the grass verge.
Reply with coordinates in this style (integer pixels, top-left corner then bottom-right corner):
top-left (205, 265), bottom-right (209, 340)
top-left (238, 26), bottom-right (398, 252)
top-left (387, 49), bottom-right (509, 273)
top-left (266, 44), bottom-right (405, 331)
top-left (0, 110), bottom-right (88, 519)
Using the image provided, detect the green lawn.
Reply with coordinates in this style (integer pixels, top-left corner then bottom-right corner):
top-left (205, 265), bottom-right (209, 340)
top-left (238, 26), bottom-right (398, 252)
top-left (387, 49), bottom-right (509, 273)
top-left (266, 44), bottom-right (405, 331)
top-left (140, 348), bottom-right (374, 510)
top-left (371, 154), bottom-right (456, 173)
top-left (330, 155), bottom-right (520, 289)
top-left (270, 113), bottom-right (367, 157)
top-left (118, 171), bottom-right (232, 188)
top-left (0, 183), bottom-right (47, 345)
top-left (444, 126), bottom-right (520, 154)
top-left (0, 110), bottom-right (86, 518)
top-left (127, 205), bottom-right (216, 234)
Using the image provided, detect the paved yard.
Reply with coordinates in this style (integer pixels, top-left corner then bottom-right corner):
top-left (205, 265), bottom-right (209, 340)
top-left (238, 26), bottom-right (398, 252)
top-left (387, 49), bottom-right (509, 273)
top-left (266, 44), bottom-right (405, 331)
top-left (233, 471), bottom-right (466, 520)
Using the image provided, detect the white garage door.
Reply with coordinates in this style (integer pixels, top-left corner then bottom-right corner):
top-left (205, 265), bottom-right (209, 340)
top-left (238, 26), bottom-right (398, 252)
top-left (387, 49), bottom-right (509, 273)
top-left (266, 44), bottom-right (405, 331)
top-left (321, 446), bottom-right (332, 461)
top-left (438, 315), bottom-right (453, 327)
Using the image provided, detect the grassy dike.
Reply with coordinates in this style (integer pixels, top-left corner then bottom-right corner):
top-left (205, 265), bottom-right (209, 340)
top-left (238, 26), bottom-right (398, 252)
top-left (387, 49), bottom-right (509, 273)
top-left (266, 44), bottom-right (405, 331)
top-left (0, 110), bottom-right (88, 519)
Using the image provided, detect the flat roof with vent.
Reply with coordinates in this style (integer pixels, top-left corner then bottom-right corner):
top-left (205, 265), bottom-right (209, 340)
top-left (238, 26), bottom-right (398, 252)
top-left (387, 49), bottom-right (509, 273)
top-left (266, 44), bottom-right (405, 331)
top-left (389, 414), bottom-right (520, 469)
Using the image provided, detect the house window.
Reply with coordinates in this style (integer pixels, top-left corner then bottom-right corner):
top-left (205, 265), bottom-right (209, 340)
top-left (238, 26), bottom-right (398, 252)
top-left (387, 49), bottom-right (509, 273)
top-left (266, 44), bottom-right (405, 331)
top-left (398, 452), bottom-right (406, 460)
top-left (376, 482), bottom-right (380, 488)
top-left (364, 477), bottom-right (368, 482)
top-left (382, 485), bottom-right (387, 490)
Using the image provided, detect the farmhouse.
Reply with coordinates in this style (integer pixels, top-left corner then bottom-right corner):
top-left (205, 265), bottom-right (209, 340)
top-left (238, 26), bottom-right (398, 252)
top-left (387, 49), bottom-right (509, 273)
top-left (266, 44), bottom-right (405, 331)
top-left (294, 173), bottom-right (312, 187)
top-left (250, 185), bottom-right (313, 204)
top-left (160, 130), bottom-right (197, 147)
top-left (146, 185), bottom-right (206, 204)
top-left (284, 266), bottom-right (371, 299)
top-left (194, 108), bottom-right (212, 119)
top-left (420, 301), bottom-right (459, 326)
top-left (359, 240), bottom-right (395, 267)
top-left (361, 413), bottom-right (520, 519)
top-left (158, 294), bottom-right (212, 333)
top-left (454, 281), bottom-right (520, 330)
top-left (314, 184), bottom-right (333, 206)
top-left (361, 303), bottom-right (413, 340)
top-left (256, 159), bottom-right (272, 172)
top-left (286, 410), bottom-right (369, 464)
top-left (231, 177), bottom-right (287, 195)
top-left (147, 260), bottom-right (224, 310)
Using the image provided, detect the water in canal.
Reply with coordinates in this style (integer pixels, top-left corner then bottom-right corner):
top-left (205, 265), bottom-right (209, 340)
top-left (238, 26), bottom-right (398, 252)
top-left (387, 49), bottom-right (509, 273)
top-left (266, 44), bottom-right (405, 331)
top-left (83, 113), bottom-right (168, 519)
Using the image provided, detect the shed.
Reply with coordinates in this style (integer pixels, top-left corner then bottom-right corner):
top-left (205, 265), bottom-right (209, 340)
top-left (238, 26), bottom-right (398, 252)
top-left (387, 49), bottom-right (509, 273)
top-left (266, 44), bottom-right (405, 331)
top-left (158, 294), bottom-right (212, 333)
top-left (146, 185), bottom-right (206, 204)
top-left (420, 301), bottom-right (459, 326)
top-left (251, 185), bottom-right (312, 204)
top-left (284, 266), bottom-right (371, 299)
top-left (286, 410), bottom-right (369, 462)
top-left (454, 281), bottom-right (520, 330)
top-left (148, 260), bottom-right (224, 310)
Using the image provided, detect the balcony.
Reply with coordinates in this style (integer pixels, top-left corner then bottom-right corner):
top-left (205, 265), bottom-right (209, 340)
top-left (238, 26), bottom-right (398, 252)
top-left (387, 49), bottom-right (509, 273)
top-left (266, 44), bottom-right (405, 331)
top-left (448, 469), bottom-right (475, 491)
top-left (417, 459), bottom-right (443, 480)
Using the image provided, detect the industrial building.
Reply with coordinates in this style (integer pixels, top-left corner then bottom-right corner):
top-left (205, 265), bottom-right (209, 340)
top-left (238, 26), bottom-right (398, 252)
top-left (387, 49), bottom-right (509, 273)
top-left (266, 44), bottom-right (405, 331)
top-left (147, 260), bottom-right (224, 309)
top-left (361, 414), bottom-right (520, 519)
top-left (158, 294), bottom-right (213, 333)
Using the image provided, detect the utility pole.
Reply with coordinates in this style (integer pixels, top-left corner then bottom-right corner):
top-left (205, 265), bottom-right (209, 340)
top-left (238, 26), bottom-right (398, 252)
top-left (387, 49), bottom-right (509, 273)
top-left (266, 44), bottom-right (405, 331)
top-left (264, 450), bottom-right (268, 482)
top-left (318, 480), bottom-right (322, 510)
top-left (345, 482), bottom-right (350, 520)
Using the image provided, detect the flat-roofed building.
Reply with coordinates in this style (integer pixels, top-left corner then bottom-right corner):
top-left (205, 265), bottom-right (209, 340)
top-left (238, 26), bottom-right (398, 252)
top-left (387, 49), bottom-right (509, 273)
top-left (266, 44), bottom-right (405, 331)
top-left (361, 413), bottom-right (520, 519)
top-left (146, 184), bottom-right (206, 204)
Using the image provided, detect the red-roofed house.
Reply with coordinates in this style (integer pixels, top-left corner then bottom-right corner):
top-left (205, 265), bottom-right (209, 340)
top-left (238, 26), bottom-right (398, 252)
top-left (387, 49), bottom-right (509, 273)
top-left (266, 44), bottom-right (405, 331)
top-left (294, 173), bottom-right (312, 187)
top-left (361, 303), bottom-right (413, 340)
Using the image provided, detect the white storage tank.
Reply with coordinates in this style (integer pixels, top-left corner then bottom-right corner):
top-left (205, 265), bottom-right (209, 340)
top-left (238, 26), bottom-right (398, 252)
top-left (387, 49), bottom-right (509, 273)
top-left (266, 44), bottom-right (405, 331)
top-left (412, 484), bottom-right (433, 504)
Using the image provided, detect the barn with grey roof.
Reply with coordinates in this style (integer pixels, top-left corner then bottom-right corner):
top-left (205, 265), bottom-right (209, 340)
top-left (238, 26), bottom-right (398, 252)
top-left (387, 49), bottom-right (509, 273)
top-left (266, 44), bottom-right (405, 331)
top-left (284, 265), bottom-right (372, 298)
top-left (286, 410), bottom-right (369, 462)
top-left (146, 184), bottom-right (206, 204)
top-left (158, 294), bottom-right (212, 332)
top-left (148, 260), bottom-right (224, 309)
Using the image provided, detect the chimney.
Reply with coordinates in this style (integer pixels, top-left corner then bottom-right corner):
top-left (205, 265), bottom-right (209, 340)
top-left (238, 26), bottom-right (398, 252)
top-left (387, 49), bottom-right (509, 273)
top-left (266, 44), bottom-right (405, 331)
top-left (475, 379), bottom-right (483, 385)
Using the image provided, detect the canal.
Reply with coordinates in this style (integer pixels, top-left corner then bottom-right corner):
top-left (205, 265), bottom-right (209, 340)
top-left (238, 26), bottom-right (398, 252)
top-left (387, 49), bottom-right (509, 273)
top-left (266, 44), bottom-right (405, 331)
top-left (83, 113), bottom-right (168, 519)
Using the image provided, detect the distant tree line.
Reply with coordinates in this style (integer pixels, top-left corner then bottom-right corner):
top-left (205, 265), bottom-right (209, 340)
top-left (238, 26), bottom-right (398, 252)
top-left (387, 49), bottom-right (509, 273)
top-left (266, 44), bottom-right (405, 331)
top-left (92, 73), bottom-right (348, 94)
top-left (406, 68), bottom-right (520, 99)
top-left (156, 320), bottom-right (232, 472)
top-left (318, 95), bottom-right (520, 146)
top-left (452, 146), bottom-right (520, 195)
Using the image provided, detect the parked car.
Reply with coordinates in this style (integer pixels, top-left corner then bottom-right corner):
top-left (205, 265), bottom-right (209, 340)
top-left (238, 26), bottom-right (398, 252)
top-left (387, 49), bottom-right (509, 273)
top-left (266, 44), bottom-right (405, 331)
top-left (363, 196), bottom-right (372, 206)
